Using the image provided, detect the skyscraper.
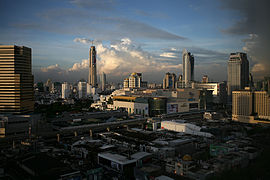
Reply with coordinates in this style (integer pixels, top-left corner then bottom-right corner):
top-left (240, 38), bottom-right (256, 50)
top-left (182, 49), bottom-right (194, 87)
top-left (163, 72), bottom-right (176, 89)
top-left (100, 72), bottom-right (106, 91)
top-left (78, 81), bottom-right (87, 99)
top-left (227, 52), bottom-right (249, 101)
top-left (62, 82), bottom-right (70, 99)
top-left (0, 45), bottom-right (34, 114)
top-left (88, 46), bottom-right (97, 87)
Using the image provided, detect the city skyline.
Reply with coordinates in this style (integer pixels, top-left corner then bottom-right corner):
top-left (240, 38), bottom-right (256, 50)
top-left (1, 0), bottom-right (269, 83)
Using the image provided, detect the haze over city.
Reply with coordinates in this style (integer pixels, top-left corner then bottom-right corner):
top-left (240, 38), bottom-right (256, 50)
top-left (1, 0), bottom-right (269, 83)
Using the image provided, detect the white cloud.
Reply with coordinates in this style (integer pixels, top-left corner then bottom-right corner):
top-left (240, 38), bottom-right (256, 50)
top-left (35, 38), bottom-right (184, 82)
top-left (35, 38), bottom-right (230, 83)
top-left (69, 59), bottom-right (88, 71)
top-left (74, 38), bottom-right (93, 44)
top-left (160, 52), bottom-right (177, 58)
top-left (41, 64), bottom-right (62, 72)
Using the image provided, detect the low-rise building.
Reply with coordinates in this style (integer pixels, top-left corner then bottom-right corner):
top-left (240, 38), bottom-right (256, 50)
top-left (113, 96), bottom-right (149, 116)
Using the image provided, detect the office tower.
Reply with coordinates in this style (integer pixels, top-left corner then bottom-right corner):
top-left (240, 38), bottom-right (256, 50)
top-left (182, 49), bottom-right (194, 87)
top-left (202, 75), bottom-right (209, 83)
top-left (0, 45), bottom-right (34, 114)
top-left (78, 81), bottom-right (87, 99)
top-left (227, 52), bottom-right (249, 101)
top-left (62, 82), bottom-right (70, 99)
top-left (163, 72), bottom-right (176, 89)
top-left (100, 72), bottom-right (106, 91)
top-left (88, 46), bottom-right (97, 87)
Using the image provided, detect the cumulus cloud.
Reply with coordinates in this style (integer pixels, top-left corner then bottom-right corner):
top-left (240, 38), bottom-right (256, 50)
top-left (69, 59), bottom-right (89, 71)
top-left (221, 0), bottom-right (270, 79)
top-left (34, 38), bottom-right (230, 83)
top-left (41, 64), bottom-right (63, 73)
top-left (35, 38), bottom-right (185, 82)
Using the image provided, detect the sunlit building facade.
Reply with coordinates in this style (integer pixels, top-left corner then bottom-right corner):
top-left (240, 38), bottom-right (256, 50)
top-left (182, 49), bottom-right (194, 87)
top-left (0, 45), bottom-right (34, 114)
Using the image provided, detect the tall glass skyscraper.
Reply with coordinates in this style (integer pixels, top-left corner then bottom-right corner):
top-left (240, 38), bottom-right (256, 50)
top-left (88, 46), bottom-right (97, 87)
top-left (0, 45), bottom-right (34, 114)
top-left (182, 49), bottom-right (194, 87)
top-left (227, 52), bottom-right (249, 101)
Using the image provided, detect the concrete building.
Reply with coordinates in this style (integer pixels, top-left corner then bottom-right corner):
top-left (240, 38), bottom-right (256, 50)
top-left (62, 82), bottom-right (70, 99)
top-left (89, 46), bottom-right (97, 87)
top-left (182, 49), bottom-right (194, 87)
top-left (227, 52), bottom-right (249, 101)
top-left (163, 72), bottom-right (176, 89)
top-left (100, 72), bottom-right (106, 91)
top-left (0, 45), bottom-right (34, 114)
top-left (123, 72), bottom-right (147, 89)
top-left (123, 78), bottom-right (129, 89)
top-left (0, 114), bottom-right (30, 138)
top-left (232, 89), bottom-right (270, 123)
top-left (113, 96), bottom-right (149, 116)
top-left (129, 72), bottom-right (141, 88)
top-left (78, 81), bottom-right (87, 99)
top-left (161, 121), bottom-right (213, 137)
top-left (254, 91), bottom-right (270, 120)
top-left (192, 82), bottom-right (227, 105)
top-left (202, 75), bottom-right (209, 83)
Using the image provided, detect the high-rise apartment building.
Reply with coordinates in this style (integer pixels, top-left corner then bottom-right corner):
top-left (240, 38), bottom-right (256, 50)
top-left (88, 46), bottom-right (97, 87)
top-left (227, 52), bottom-right (249, 101)
top-left (129, 72), bottom-right (142, 88)
top-left (182, 49), bottom-right (194, 87)
top-left (123, 72), bottom-right (147, 89)
top-left (0, 45), bottom-right (34, 114)
top-left (78, 81), bottom-right (87, 99)
top-left (123, 78), bottom-right (129, 89)
top-left (62, 82), bottom-right (70, 99)
top-left (163, 72), bottom-right (176, 89)
top-left (100, 72), bottom-right (106, 91)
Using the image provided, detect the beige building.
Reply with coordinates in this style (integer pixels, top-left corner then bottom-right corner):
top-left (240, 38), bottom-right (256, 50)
top-left (113, 96), bottom-right (149, 116)
top-left (254, 91), bottom-right (270, 119)
top-left (232, 90), bottom-right (270, 123)
top-left (0, 45), bottom-right (34, 114)
top-left (123, 72), bottom-right (147, 89)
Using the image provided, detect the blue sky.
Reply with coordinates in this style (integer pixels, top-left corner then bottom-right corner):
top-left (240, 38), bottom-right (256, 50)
top-left (1, 0), bottom-right (264, 83)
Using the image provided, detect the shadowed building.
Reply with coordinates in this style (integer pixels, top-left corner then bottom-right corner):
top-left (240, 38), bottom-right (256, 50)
top-left (163, 72), bottom-right (176, 89)
top-left (227, 52), bottom-right (249, 102)
top-left (0, 45), bottom-right (34, 114)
